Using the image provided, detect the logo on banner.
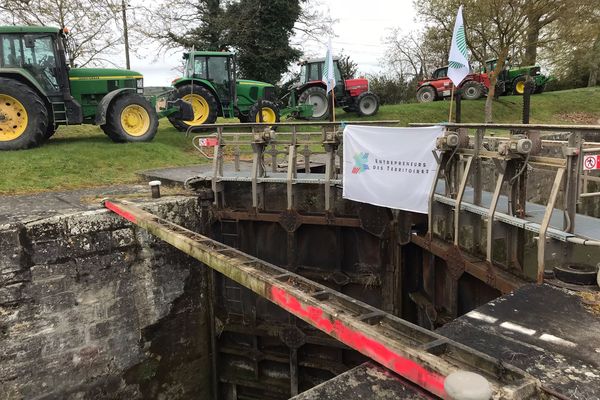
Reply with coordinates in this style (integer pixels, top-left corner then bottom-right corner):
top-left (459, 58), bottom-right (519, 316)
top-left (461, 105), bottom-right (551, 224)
top-left (352, 152), bottom-right (370, 174)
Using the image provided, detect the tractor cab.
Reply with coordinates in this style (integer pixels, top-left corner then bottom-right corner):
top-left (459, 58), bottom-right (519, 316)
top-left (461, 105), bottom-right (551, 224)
top-left (0, 26), bottom-right (82, 124)
top-left (182, 51), bottom-right (236, 110)
top-left (298, 58), bottom-right (345, 99)
top-left (431, 66), bottom-right (449, 79)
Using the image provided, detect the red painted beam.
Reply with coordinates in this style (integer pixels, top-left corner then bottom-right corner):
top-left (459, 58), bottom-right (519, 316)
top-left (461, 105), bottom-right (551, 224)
top-left (270, 286), bottom-right (448, 397)
top-left (104, 200), bottom-right (137, 223)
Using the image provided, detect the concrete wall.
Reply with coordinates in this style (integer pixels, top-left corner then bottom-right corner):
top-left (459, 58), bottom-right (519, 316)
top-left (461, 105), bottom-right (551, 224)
top-left (0, 198), bottom-right (211, 400)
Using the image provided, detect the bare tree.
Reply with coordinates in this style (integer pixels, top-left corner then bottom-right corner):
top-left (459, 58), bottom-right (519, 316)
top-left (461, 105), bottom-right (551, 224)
top-left (416, 0), bottom-right (528, 122)
top-left (0, 0), bottom-right (124, 67)
top-left (385, 27), bottom-right (451, 81)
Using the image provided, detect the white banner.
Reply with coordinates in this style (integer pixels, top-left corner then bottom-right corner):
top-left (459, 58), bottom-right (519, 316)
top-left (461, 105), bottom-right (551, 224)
top-left (343, 125), bottom-right (443, 214)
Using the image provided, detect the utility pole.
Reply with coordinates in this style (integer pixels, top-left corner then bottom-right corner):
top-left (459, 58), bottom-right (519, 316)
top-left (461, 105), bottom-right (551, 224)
top-left (122, 0), bottom-right (131, 70)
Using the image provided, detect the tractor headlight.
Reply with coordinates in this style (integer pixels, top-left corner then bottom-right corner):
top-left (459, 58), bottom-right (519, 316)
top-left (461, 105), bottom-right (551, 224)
top-left (136, 78), bottom-right (144, 94)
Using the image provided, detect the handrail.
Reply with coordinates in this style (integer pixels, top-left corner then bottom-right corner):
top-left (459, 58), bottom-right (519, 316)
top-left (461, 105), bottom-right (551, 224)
top-left (410, 122), bottom-right (600, 131)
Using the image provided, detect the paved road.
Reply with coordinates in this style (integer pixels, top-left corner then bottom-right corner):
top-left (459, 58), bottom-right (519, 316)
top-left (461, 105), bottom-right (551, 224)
top-left (0, 185), bottom-right (149, 225)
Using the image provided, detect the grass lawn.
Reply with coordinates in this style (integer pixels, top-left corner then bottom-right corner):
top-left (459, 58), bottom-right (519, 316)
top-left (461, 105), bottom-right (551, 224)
top-left (3, 87), bottom-right (599, 195)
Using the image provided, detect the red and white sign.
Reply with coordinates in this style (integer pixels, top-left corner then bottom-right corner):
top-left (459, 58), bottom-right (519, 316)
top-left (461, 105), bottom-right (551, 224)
top-left (198, 137), bottom-right (219, 147)
top-left (583, 155), bottom-right (600, 171)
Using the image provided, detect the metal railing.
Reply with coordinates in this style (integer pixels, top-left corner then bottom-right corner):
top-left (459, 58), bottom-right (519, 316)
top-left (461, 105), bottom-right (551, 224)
top-left (185, 120), bottom-right (600, 284)
top-left (186, 121), bottom-right (399, 211)
top-left (411, 122), bottom-right (600, 282)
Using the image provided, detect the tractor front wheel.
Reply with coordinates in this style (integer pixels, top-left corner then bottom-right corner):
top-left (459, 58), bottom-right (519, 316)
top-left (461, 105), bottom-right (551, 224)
top-left (0, 77), bottom-right (49, 150)
top-left (298, 86), bottom-right (329, 120)
top-left (356, 92), bottom-right (380, 117)
top-left (102, 93), bottom-right (158, 143)
top-left (416, 86), bottom-right (436, 103)
top-left (461, 81), bottom-right (484, 100)
top-left (169, 84), bottom-right (218, 131)
top-left (512, 76), bottom-right (528, 95)
top-left (248, 100), bottom-right (281, 123)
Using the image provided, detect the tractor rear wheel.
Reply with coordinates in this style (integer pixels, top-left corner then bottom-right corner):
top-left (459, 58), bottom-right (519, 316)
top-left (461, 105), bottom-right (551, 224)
top-left (512, 76), bottom-right (528, 95)
top-left (356, 92), bottom-right (380, 117)
top-left (298, 86), bottom-right (329, 120)
top-left (461, 81), bottom-right (484, 100)
top-left (102, 93), bottom-right (158, 143)
top-left (169, 84), bottom-right (218, 131)
top-left (45, 124), bottom-right (58, 139)
top-left (416, 86), bottom-right (436, 103)
top-left (0, 77), bottom-right (49, 150)
top-left (248, 100), bottom-right (280, 123)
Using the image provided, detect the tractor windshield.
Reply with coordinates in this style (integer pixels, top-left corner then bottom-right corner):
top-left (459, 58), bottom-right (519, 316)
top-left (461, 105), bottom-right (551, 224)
top-left (300, 61), bottom-right (342, 84)
top-left (1, 34), bottom-right (59, 93)
top-left (432, 67), bottom-right (448, 79)
top-left (186, 56), bottom-right (207, 79)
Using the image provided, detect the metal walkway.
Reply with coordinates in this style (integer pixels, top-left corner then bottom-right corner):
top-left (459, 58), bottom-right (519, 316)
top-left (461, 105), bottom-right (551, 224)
top-left (104, 199), bottom-right (539, 399)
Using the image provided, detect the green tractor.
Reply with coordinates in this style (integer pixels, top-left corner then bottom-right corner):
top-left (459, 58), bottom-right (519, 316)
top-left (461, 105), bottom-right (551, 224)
top-left (484, 58), bottom-right (551, 96)
top-left (0, 26), bottom-right (191, 150)
top-left (168, 51), bottom-right (311, 130)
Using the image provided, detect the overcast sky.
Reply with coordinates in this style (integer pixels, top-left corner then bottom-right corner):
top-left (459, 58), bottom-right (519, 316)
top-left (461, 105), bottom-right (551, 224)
top-left (129, 0), bottom-right (418, 86)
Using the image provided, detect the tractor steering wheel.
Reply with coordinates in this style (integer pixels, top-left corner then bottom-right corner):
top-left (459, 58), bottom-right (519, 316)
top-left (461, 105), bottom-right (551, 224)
top-left (39, 55), bottom-right (55, 70)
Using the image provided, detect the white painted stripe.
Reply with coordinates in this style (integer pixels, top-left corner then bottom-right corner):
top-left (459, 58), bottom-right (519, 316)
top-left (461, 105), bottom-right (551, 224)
top-left (465, 311), bottom-right (498, 324)
top-left (539, 333), bottom-right (576, 348)
top-left (500, 321), bottom-right (536, 336)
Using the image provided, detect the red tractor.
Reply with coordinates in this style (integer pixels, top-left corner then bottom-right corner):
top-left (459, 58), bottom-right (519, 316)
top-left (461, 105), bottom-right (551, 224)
top-left (416, 66), bottom-right (490, 103)
top-left (288, 57), bottom-right (380, 119)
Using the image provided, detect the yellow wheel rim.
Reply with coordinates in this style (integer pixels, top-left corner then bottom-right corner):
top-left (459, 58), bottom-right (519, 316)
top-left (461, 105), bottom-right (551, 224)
top-left (120, 104), bottom-right (150, 137)
top-left (0, 94), bottom-right (28, 142)
top-left (182, 94), bottom-right (210, 125)
top-left (515, 81), bottom-right (525, 94)
top-left (255, 107), bottom-right (277, 123)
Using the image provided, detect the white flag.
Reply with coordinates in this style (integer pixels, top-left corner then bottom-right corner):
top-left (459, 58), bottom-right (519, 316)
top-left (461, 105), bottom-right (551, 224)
top-left (343, 125), bottom-right (443, 214)
top-left (322, 38), bottom-right (336, 93)
top-left (448, 6), bottom-right (470, 86)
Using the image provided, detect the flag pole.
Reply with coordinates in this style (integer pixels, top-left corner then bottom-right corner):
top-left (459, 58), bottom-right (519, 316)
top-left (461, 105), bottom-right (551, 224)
top-left (448, 84), bottom-right (455, 122)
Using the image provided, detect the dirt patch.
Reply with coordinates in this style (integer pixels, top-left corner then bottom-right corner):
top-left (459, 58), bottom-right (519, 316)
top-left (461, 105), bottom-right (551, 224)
top-left (579, 291), bottom-right (600, 315)
top-left (556, 112), bottom-right (600, 125)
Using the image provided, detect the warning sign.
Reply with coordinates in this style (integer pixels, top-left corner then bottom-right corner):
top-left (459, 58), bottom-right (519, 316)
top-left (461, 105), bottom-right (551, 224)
top-left (198, 137), bottom-right (219, 147)
top-left (583, 155), bottom-right (600, 171)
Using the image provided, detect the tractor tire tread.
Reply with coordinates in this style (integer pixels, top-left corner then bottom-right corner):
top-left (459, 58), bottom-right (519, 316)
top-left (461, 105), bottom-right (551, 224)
top-left (416, 85), bottom-right (437, 103)
top-left (248, 100), bottom-right (281, 123)
top-left (356, 92), bottom-right (380, 117)
top-left (0, 77), bottom-right (49, 150)
top-left (461, 80), bottom-right (484, 100)
top-left (168, 84), bottom-right (218, 132)
top-left (103, 93), bottom-right (158, 143)
top-left (298, 86), bottom-right (329, 120)
top-left (512, 75), bottom-right (528, 95)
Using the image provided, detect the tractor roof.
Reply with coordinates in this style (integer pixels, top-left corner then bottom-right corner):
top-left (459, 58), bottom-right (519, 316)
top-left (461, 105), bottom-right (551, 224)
top-left (189, 51), bottom-right (235, 57)
top-left (0, 25), bottom-right (60, 34)
top-left (303, 57), bottom-right (341, 64)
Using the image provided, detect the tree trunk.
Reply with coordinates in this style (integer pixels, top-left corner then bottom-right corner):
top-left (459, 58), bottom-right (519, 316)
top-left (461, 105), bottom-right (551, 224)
top-left (523, 16), bottom-right (541, 65)
top-left (588, 33), bottom-right (600, 87)
top-left (484, 47), bottom-right (509, 123)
